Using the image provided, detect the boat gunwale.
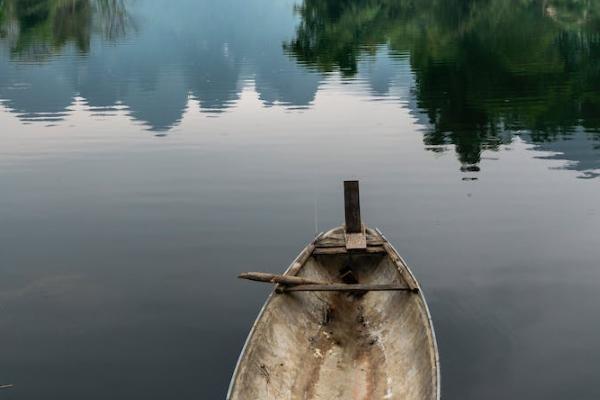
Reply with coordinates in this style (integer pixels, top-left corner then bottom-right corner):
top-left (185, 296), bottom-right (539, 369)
top-left (376, 228), bottom-right (441, 400)
top-left (226, 232), bottom-right (324, 399)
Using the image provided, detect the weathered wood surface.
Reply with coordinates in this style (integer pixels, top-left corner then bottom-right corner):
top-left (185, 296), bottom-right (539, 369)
top-left (315, 239), bottom-right (385, 248)
top-left (382, 242), bottom-right (419, 291)
top-left (313, 246), bottom-right (385, 255)
top-left (228, 226), bottom-right (440, 400)
top-left (345, 232), bottom-right (367, 249)
top-left (239, 272), bottom-right (321, 286)
top-left (343, 181), bottom-right (362, 233)
top-left (282, 283), bottom-right (418, 293)
top-left (240, 273), bottom-right (416, 292)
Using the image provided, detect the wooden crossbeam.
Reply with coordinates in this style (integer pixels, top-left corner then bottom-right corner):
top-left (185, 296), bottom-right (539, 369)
top-left (283, 283), bottom-right (418, 293)
top-left (313, 246), bottom-right (386, 255)
top-left (239, 272), bottom-right (418, 293)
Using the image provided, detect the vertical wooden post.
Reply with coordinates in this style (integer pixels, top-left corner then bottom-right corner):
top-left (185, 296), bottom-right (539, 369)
top-left (344, 181), bottom-right (361, 233)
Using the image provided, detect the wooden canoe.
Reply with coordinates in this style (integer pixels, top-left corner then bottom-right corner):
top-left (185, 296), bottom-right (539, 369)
top-left (228, 225), bottom-right (440, 399)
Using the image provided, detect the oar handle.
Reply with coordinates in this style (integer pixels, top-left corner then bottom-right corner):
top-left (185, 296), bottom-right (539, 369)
top-left (238, 272), bottom-right (323, 286)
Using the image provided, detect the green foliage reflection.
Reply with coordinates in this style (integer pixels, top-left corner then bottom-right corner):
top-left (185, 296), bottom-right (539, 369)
top-left (286, 0), bottom-right (600, 167)
top-left (0, 0), bottom-right (131, 60)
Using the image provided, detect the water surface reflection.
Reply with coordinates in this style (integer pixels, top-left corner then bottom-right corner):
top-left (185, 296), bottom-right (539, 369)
top-left (1, 1), bottom-right (600, 399)
top-left (0, 0), bottom-right (598, 176)
top-left (0, 0), bottom-right (322, 130)
top-left (286, 0), bottom-right (600, 177)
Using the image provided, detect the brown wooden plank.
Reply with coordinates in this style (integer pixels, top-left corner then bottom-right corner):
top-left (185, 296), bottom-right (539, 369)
top-left (344, 181), bottom-right (361, 233)
top-left (315, 239), bottom-right (385, 248)
top-left (283, 283), bottom-right (418, 293)
top-left (345, 232), bottom-right (367, 249)
top-left (314, 241), bottom-right (346, 248)
top-left (313, 246), bottom-right (386, 255)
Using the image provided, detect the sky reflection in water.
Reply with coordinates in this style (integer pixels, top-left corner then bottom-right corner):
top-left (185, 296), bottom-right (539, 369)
top-left (0, 0), bottom-right (598, 176)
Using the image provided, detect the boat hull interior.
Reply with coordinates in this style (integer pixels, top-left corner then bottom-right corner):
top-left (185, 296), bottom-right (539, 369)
top-left (228, 227), bottom-right (439, 400)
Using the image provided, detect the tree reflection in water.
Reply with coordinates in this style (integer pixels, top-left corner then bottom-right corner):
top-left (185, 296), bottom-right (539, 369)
top-left (0, 0), bottom-right (132, 60)
top-left (285, 0), bottom-right (600, 176)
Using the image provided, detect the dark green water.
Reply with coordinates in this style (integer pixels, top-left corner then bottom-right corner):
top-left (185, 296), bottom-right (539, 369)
top-left (0, 0), bottom-right (599, 399)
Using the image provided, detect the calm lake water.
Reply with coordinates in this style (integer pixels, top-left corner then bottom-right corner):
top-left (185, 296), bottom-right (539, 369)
top-left (1, 0), bottom-right (599, 399)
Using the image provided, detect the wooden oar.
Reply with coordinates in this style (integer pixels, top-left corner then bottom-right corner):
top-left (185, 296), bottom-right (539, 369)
top-left (238, 272), bottom-right (321, 286)
top-left (238, 272), bottom-right (418, 293)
